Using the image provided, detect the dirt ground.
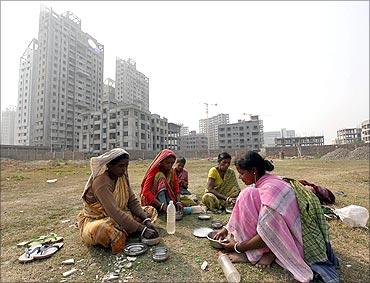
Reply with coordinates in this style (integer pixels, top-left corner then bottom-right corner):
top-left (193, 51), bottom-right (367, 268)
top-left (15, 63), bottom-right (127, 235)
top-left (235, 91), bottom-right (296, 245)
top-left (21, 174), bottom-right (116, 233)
top-left (1, 158), bottom-right (369, 282)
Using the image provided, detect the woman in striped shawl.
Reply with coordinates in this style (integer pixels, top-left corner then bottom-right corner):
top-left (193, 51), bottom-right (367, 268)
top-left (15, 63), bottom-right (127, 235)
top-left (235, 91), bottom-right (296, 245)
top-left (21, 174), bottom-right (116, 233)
top-left (214, 151), bottom-right (339, 283)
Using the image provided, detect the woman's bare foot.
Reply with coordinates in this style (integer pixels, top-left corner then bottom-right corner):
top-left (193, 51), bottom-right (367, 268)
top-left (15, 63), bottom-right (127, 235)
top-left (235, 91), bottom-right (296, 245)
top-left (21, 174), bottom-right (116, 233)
top-left (255, 252), bottom-right (275, 269)
top-left (216, 251), bottom-right (248, 263)
top-left (228, 252), bottom-right (248, 263)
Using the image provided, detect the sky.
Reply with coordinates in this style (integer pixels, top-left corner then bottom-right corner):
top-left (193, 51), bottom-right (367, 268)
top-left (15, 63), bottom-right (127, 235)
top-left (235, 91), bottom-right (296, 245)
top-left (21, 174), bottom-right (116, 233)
top-left (1, 1), bottom-right (369, 144)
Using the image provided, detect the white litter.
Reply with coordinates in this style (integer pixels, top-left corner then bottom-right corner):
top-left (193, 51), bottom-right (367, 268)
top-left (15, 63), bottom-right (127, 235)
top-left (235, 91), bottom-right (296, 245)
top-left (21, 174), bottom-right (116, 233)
top-left (61, 219), bottom-right (71, 224)
top-left (46, 179), bottom-right (58, 183)
top-left (62, 258), bottom-right (75, 265)
top-left (126, 256), bottom-right (137, 262)
top-left (201, 261), bottom-right (208, 270)
top-left (62, 268), bottom-right (78, 277)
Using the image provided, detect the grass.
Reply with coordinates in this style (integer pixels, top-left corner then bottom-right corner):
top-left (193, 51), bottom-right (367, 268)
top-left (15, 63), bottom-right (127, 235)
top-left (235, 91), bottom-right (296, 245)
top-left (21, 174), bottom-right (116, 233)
top-left (0, 158), bottom-right (369, 282)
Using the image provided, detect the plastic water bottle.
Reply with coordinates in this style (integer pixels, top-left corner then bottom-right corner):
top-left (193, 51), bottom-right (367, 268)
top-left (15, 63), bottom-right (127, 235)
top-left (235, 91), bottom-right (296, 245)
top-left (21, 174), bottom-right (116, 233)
top-left (217, 253), bottom-right (241, 283)
top-left (166, 200), bottom-right (176, 234)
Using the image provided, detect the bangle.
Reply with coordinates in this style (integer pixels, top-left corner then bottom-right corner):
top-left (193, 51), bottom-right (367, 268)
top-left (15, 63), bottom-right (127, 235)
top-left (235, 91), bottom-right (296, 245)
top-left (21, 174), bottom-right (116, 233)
top-left (176, 201), bottom-right (182, 205)
top-left (226, 197), bottom-right (230, 202)
top-left (143, 218), bottom-right (151, 224)
top-left (159, 203), bottom-right (164, 211)
top-left (222, 226), bottom-right (228, 232)
top-left (234, 243), bottom-right (242, 254)
top-left (140, 226), bottom-right (148, 238)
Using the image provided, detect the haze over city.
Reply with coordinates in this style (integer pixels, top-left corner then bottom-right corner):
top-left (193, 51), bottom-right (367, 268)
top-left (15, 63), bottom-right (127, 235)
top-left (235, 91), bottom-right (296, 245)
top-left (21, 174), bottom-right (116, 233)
top-left (1, 1), bottom-right (369, 144)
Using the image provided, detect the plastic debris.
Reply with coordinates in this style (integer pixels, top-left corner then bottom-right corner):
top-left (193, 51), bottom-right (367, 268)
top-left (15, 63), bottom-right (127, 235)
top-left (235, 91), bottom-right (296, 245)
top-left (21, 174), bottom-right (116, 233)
top-left (201, 261), bottom-right (208, 270)
top-left (102, 272), bottom-right (119, 282)
top-left (62, 258), bottom-right (75, 265)
top-left (62, 268), bottom-right (78, 277)
top-left (61, 219), bottom-right (71, 224)
top-left (127, 256), bottom-right (136, 262)
top-left (125, 262), bottom-right (133, 269)
top-left (46, 179), bottom-right (58, 183)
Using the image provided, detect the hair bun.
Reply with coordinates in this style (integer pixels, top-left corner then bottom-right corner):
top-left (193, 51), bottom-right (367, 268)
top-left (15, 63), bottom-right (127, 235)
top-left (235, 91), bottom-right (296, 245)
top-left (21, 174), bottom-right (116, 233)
top-left (264, 159), bottom-right (274, 171)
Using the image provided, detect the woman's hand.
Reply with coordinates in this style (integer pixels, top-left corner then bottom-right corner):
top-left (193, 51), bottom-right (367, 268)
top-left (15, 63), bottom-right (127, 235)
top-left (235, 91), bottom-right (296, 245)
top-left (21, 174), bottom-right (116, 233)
top-left (141, 226), bottom-right (159, 239)
top-left (222, 239), bottom-right (236, 252)
top-left (213, 227), bottom-right (228, 240)
top-left (143, 219), bottom-right (157, 231)
top-left (227, 197), bottom-right (237, 206)
top-left (176, 201), bottom-right (183, 212)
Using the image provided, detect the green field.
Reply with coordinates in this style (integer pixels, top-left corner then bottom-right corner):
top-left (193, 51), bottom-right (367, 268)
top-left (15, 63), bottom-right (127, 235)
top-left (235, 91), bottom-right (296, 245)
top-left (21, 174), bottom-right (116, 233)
top-left (1, 158), bottom-right (369, 282)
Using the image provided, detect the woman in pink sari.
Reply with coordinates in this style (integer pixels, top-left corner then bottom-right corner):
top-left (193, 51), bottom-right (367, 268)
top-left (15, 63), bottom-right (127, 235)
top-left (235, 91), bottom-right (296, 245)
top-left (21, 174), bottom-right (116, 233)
top-left (214, 151), bottom-right (339, 283)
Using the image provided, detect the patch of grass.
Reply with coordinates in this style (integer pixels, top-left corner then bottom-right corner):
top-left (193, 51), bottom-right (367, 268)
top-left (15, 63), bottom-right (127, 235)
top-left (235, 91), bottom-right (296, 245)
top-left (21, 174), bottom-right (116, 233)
top-left (0, 158), bottom-right (369, 282)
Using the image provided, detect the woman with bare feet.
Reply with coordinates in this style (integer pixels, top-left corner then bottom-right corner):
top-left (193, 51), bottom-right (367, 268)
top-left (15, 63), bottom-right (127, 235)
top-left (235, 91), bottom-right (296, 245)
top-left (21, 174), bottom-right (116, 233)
top-left (214, 151), bottom-right (339, 283)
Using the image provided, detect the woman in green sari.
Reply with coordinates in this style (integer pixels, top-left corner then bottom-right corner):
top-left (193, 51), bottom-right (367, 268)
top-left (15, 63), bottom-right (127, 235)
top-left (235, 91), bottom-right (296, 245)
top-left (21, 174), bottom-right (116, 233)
top-left (202, 152), bottom-right (240, 211)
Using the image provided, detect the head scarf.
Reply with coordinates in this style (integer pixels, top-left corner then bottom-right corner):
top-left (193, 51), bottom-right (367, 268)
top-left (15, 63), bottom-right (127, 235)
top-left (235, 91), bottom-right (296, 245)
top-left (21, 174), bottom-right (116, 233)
top-left (81, 148), bottom-right (129, 200)
top-left (140, 149), bottom-right (178, 204)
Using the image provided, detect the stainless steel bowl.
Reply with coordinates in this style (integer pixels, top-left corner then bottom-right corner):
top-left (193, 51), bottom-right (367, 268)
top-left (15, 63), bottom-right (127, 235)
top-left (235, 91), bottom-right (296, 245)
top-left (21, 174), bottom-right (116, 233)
top-left (152, 246), bottom-right (169, 262)
top-left (206, 231), bottom-right (229, 249)
top-left (176, 211), bottom-right (183, 221)
top-left (141, 236), bottom-right (161, 246)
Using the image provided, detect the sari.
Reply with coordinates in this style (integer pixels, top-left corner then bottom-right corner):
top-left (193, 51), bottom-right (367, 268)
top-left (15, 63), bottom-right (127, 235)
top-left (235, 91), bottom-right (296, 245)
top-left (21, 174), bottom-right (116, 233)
top-left (226, 174), bottom-right (339, 283)
top-left (140, 149), bottom-right (180, 207)
top-left (77, 148), bottom-right (157, 254)
top-left (202, 167), bottom-right (240, 211)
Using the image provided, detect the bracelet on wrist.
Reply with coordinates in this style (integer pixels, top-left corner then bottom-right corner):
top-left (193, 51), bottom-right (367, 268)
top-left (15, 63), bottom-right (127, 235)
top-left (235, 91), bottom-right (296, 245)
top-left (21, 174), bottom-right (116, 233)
top-left (140, 226), bottom-right (148, 238)
top-left (234, 242), bottom-right (242, 254)
top-left (143, 218), bottom-right (151, 224)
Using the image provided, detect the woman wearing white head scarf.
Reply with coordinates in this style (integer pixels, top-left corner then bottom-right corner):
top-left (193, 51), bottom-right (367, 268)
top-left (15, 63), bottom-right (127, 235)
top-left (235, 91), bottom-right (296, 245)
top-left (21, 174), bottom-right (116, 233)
top-left (77, 148), bottom-right (158, 254)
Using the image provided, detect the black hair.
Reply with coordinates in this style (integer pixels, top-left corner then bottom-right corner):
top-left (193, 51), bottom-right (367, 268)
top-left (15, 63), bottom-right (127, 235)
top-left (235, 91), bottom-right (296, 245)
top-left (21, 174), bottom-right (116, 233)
top-left (176, 157), bottom-right (186, 165)
top-left (235, 151), bottom-right (274, 176)
top-left (108, 153), bottom-right (130, 165)
top-left (217, 152), bottom-right (232, 163)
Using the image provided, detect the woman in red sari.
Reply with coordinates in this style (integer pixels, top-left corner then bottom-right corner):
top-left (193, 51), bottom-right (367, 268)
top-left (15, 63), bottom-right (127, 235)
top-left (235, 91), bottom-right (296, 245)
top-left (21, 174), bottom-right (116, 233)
top-left (140, 149), bottom-right (183, 213)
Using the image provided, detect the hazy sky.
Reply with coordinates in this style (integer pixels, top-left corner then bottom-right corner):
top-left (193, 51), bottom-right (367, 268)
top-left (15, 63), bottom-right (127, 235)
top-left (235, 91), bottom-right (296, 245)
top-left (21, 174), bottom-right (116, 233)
top-left (1, 1), bottom-right (369, 144)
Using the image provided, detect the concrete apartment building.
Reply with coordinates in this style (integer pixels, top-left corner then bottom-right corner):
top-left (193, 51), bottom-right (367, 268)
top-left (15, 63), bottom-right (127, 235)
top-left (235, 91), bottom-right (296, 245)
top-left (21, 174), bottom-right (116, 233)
top-left (103, 78), bottom-right (117, 104)
top-left (180, 125), bottom-right (189, 136)
top-left (151, 114), bottom-right (168, 151)
top-left (1, 106), bottom-right (16, 145)
top-left (335, 128), bottom-right (362, 144)
top-left (115, 58), bottom-right (149, 111)
top-left (19, 6), bottom-right (104, 150)
top-left (218, 116), bottom-right (263, 151)
top-left (168, 123), bottom-right (181, 150)
top-left (15, 39), bottom-right (39, 145)
top-left (179, 131), bottom-right (208, 151)
top-left (80, 100), bottom-right (152, 153)
top-left (361, 120), bottom-right (370, 143)
top-left (276, 136), bottom-right (324, 147)
top-left (199, 113), bottom-right (229, 150)
top-left (264, 128), bottom-right (295, 147)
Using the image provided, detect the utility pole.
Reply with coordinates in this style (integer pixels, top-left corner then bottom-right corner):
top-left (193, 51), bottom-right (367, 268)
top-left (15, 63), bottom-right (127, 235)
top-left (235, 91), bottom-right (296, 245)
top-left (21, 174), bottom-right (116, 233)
top-left (204, 102), bottom-right (217, 159)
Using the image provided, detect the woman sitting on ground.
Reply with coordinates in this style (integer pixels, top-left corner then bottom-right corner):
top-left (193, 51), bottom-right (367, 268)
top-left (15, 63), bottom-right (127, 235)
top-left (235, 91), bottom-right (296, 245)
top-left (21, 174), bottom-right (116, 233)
top-left (77, 148), bottom-right (159, 254)
top-left (214, 151), bottom-right (339, 283)
top-left (202, 152), bottom-right (240, 212)
top-left (140, 149), bottom-right (183, 213)
top-left (174, 157), bottom-right (198, 206)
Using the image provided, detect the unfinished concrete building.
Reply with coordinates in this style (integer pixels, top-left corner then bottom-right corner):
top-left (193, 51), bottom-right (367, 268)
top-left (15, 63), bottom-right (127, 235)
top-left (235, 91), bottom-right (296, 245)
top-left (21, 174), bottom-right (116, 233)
top-left (115, 58), bottom-right (149, 111)
top-left (336, 128), bottom-right (362, 144)
top-left (361, 120), bottom-right (370, 143)
top-left (31, 6), bottom-right (104, 150)
top-left (1, 106), bottom-right (16, 145)
top-left (276, 136), bottom-right (324, 147)
top-left (151, 114), bottom-right (168, 151)
top-left (179, 131), bottom-right (208, 151)
top-left (80, 101), bottom-right (152, 153)
top-left (15, 39), bottom-right (39, 145)
top-left (199, 113), bottom-right (229, 150)
top-left (218, 115), bottom-right (263, 151)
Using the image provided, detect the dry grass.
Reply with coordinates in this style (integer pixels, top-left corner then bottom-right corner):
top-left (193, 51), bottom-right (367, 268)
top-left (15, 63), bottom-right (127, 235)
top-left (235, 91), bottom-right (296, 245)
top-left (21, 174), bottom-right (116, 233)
top-left (0, 158), bottom-right (369, 282)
